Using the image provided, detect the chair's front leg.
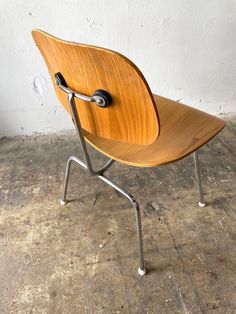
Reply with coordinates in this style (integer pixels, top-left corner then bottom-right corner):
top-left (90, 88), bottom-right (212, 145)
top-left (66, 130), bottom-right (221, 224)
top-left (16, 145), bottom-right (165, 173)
top-left (60, 157), bottom-right (73, 205)
top-left (132, 199), bottom-right (146, 275)
top-left (98, 175), bottom-right (146, 276)
top-left (193, 150), bottom-right (206, 207)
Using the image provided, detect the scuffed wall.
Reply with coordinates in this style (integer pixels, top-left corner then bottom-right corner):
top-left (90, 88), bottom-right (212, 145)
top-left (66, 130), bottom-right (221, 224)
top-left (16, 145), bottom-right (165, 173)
top-left (0, 0), bottom-right (236, 136)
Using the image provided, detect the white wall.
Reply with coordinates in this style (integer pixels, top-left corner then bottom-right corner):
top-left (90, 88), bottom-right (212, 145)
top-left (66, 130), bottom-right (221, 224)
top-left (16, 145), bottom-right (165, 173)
top-left (0, 0), bottom-right (236, 136)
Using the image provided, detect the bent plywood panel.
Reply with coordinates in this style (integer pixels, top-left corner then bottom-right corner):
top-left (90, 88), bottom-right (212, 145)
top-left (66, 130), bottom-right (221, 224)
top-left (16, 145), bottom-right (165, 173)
top-left (32, 30), bottom-right (159, 145)
top-left (84, 95), bottom-right (225, 167)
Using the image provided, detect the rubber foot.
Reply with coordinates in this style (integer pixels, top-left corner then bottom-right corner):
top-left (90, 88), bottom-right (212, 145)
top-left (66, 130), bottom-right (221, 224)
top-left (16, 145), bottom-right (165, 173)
top-left (198, 201), bottom-right (206, 207)
top-left (138, 267), bottom-right (147, 276)
top-left (60, 199), bottom-right (67, 205)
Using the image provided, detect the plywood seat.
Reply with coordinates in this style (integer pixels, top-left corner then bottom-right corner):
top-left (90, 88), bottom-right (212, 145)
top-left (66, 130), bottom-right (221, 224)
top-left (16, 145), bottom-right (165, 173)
top-left (84, 94), bottom-right (225, 167)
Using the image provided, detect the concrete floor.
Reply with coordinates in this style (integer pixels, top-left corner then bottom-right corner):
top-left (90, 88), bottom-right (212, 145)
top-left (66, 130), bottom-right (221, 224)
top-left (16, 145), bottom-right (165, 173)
top-left (0, 115), bottom-right (235, 314)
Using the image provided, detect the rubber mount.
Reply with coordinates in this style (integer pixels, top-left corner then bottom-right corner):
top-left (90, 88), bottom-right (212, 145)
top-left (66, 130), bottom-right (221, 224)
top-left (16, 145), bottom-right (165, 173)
top-left (198, 201), bottom-right (206, 207)
top-left (138, 267), bottom-right (147, 276)
top-left (55, 72), bottom-right (68, 87)
top-left (93, 89), bottom-right (112, 108)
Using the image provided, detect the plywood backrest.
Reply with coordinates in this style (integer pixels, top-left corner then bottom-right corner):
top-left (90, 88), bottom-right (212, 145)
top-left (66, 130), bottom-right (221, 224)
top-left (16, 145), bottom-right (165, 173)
top-left (32, 30), bottom-right (159, 145)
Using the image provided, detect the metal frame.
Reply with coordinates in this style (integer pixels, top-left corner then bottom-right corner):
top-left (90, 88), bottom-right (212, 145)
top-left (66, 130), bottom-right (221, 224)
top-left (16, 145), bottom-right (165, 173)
top-left (59, 89), bottom-right (206, 276)
top-left (60, 92), bottom-right (146, 275)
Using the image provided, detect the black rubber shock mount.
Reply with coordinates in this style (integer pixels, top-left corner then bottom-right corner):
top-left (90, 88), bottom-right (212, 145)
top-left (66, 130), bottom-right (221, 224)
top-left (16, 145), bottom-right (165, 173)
top-left (54, 72), bottom-right (112, 108)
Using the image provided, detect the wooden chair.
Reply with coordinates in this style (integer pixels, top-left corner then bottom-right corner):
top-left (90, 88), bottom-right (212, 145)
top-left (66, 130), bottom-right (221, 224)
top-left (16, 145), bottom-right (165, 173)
top-left (32, 29), bottom-right (225, 276)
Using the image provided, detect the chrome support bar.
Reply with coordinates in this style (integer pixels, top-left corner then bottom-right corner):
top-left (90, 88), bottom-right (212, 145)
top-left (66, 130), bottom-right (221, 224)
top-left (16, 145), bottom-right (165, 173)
top-left (99, 174), bottom-right (146, 274)
top-left (193, 150), bottom-right (206, 207)
top-left (59, 84), bottom-right (97, 103)
top-left (67, 93), bottom-right (95, 174)
top-left (60, 155), bottom-right (115, 204)
top-left (55, 72), bottom-right (112, 108)
top-left (97, 159), bottom-right (115, 175)
top-left (60, 156), bottom-right (88, 205)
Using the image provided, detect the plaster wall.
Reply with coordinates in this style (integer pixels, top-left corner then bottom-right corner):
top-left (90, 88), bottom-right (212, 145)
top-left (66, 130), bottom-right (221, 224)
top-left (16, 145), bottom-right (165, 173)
top-left (0, 0), bottom-right (236, 136)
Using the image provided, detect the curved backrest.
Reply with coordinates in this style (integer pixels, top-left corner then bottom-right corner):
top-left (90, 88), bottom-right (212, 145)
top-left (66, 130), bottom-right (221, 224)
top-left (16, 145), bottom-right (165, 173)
top-left (32, 30), bottom-right (159, 145)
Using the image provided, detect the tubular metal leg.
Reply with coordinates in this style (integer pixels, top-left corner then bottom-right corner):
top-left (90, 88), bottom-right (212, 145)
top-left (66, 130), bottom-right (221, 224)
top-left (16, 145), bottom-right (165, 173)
top-left (60, 156), bottom-right (114, 205)
top-left (60, 157), bottom-right (73, 205)
top-left (193, 151), bottom-right (206, 207)
top-left (134, 201), bottom-right (146, 276)
top-left (98, 175), bottom-right (146, 275)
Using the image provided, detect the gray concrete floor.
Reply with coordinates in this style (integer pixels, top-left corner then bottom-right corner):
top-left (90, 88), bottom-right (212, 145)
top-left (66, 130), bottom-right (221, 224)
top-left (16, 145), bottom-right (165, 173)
top-left (0, 115), bottom-right (235, 314)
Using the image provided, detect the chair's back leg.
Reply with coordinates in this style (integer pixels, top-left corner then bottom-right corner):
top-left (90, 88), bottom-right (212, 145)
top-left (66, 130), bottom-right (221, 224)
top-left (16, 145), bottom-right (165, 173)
top-left (60, 157), bottom-right (72, 205)
top-left (193, 150), bottom-right (206, 207)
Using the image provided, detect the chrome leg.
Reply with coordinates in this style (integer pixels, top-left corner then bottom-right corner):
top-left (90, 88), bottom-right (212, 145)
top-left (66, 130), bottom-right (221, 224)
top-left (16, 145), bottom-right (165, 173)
top-left (60, 156), bottom-right (114, 205)
top-left (60, 157), bottom-right (73, 205)
top-left (99, 175), bottom-right (146, 275)
top-left (134, 201), bottom-right (146, 276)
top-left (193, 151), bottom-right (206, 207)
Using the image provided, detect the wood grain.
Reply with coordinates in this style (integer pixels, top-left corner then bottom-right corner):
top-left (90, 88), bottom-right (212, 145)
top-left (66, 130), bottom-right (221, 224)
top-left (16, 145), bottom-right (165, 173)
top-left (32, 29), bottom-right (159, 145)
top-left (32, 30), bottom-right (225, 167)
top-left (84, 95), bottom-right (225, 167)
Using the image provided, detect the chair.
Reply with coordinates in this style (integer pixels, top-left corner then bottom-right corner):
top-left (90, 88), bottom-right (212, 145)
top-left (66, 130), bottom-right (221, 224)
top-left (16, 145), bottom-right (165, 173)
top-left (32, 29), bottom-right (225, 276)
